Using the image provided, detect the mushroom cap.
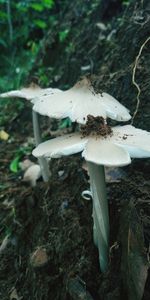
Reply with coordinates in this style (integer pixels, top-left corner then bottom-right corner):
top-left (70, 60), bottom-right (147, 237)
top-left (0, 83), bottom-right (61, 103)
top-left (32, 125), bottom-right (150, 167)
top-left (33, 78), bottom-right (131, 123)
top-left (82, 138), bottom-right (131, 166)
top-left (112, 125), bottom-right (150, 157)
top-left (32, 133), bottom-right (88, 158)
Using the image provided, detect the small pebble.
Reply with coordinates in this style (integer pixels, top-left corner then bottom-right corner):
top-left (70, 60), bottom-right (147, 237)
top-left (30, 247), bottom-right (48, 268)
top-left (58, 170), bottom-right (65, 177)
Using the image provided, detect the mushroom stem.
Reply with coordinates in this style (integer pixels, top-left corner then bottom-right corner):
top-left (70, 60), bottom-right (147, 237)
top-left (87, 162), bottom-right (109, 272)
top-left (32, 110), bottom-right (50, 181)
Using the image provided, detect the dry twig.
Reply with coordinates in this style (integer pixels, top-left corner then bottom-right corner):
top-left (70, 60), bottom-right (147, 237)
top-left (131, 36), bottom-right (150, 124)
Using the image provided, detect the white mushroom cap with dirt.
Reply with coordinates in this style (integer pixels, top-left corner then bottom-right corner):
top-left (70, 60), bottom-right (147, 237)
top-left (33, 77), bottom-right (131, 123)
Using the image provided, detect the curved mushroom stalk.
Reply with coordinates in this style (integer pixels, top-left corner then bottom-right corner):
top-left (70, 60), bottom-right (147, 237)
top-left (87, 162), bottom-right (109, 272)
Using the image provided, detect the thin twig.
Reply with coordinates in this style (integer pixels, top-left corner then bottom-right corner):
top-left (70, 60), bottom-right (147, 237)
top-left (131, 36), bottom-right (150, 124)
top-left (6, 0), bottom-right (13, 44)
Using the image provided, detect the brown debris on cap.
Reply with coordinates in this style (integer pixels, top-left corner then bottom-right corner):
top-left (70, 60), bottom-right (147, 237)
top-left (81, 115), bottom-right (113, 137)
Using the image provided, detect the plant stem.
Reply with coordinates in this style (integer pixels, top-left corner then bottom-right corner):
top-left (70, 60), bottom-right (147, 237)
top-left (6, 0), bottom-right (13, 44)
top-left (87, 162), bottom-right (109, 272)
top-left (32, 110), bottom-right (50, 182)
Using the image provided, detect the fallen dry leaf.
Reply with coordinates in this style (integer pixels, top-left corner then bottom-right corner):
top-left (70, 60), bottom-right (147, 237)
top-left (0, 130), bottom-right (9, 141)
top-left (30, 247), bottom-right (48, 268)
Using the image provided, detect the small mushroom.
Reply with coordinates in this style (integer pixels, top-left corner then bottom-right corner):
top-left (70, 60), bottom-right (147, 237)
top-left (33, 77), bottom-right (131, 123)
top-left (23, 164), bottom-right (41, 187)
top-left (19, 158), bottom-right (34, 171)
top-left (32, 123), bottom-right (150, 272)
top-left (0, 84), bottom-right (61, 182)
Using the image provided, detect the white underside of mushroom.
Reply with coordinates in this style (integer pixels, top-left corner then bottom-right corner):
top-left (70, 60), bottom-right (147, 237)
top-left (0, 84), bottom-right (61, 102)
top-left (32, 125), bottom-right (150, 167)
top-left (82, 139), bottom-right (131, 167)
top-left (33, 133), bottom-right (88, 158)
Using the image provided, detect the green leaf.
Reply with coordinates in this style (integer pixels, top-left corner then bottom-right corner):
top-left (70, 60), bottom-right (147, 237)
top-left (30, 3), bottom-right (44, 12)
top-left (0, 11), bottom-right (7, 20)
top-left (123, 0), bottom-right (130, 5)
top-left (59, 118), bottom-right (72, 129)
top-left (0, 38), bottom-right (7, 48)
top-left (18, 146), bottom-right (32, 156)
top-left (10, 155), bottom-right (21, 173)
top-left (9, 146), bottom-right (31, 173)
top-left (59, 29), bottom-right (70, 43)
top-left (16, 3), bottom-right (28, 13)
top-left (33, 19), bottom-right (47, 29)
top-left (43, 0), bottom-right (54, 8)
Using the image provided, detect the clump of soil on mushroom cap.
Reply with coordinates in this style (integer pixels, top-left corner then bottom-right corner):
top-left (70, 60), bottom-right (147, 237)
top-left (81, 115), bottom-right (113, 137)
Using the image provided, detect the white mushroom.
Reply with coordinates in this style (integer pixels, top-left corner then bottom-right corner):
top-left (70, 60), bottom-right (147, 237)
top-left (0, 83), bottom-right (61, 103)
top-left (23, 164), bottom-right (41, 187)
top-left (33, 125), bottom-right (150, 164)
top-left (0, 78), bottom-right (131, 183)
top-left (19, 158), bottom-right (34, 171)
top-left (32, 124), bottom-right (150, 272)
top-left (33, 78), bottom-right (131, 123)
top-left (0, 84), bottom-right (61, 182)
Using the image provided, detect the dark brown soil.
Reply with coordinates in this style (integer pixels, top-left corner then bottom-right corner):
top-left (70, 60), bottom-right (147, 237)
top-left (81, 115), bottom-right (112, 138)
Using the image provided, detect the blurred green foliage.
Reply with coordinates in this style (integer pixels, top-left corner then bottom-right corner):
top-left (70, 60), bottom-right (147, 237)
top-left (0, 0), bottom-right (55, 90)
top-left (59, 29), bottom-right (70, 43)
top-left (0, 0), bottom-right (55, 126)
top-left (10, 145), bottom-right (32, 173)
